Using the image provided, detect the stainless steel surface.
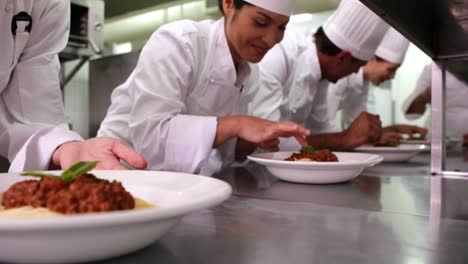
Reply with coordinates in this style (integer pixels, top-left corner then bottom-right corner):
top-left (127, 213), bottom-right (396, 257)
top-left (214, 155), bottom-right (431, 216)
top-left (431, 63), bottom-right (446, 174)
top-left (88, 51), bottom-right (140, 137)
top-left (89, 154), bottom-right (468, 263)
top-left (97, 196), bottom-right (468, 264)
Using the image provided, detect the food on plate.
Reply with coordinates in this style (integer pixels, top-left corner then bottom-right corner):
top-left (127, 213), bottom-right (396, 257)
top-left (374, 140), bottom-right (400, 147)
top-left (0, 162), bottom-right (153, 218)
top-left (285, 146), bottom-right (338, 162)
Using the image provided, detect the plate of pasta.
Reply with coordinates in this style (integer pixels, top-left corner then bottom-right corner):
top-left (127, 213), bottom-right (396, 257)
top-left (247, 146), bottom-right (383, 184)
top-left (0, 162), bottom-right (231, 263)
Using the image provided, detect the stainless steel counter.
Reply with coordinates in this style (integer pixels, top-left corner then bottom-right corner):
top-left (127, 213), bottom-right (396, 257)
top-left (94, 153), bottom-right (468, 264)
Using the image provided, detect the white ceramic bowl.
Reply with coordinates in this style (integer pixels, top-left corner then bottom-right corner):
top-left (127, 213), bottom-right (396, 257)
top-left (354, 144), bottom-right (428, 162)
top-left (0, 170), bottom-right (231, 264)
top-left (247, 152), bottom-right (383, 184)
top-left (401, 139), bottom-right (430, 145)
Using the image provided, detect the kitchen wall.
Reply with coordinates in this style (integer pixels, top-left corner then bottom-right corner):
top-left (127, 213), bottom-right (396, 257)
top-left (63, 60), bottom-right (90, 138)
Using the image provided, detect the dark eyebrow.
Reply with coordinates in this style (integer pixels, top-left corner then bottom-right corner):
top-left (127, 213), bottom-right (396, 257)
top-left (256, 11), bottom-right (272, 21)
top-left (256, 11), bottom-right (290, 26)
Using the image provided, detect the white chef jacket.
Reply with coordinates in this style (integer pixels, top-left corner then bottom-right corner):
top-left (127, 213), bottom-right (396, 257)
top-left (98, 18), bottom-right (253, 175)
top-left (327, 68), bottom-right (369, 131)
top-left (402, 64), bottom-right (468, 139)
top-left (0, 0), bottom-right (82, 172)
top-left (402, 64), bottom-right (431, 121)
top-left (242, 29), bottom-right (333, 150)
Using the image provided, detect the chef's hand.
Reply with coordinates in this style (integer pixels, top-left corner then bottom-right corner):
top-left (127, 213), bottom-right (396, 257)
top-left (216, 115), bottom-right (311, 151)
top-left (343, 112), bottom-right (382, 148)
top-left (383, 124), bottom-right (428, 140)
top-left (51, 137), bottom-right (148, 170)
top-left (376, 132), bottom-right (403, 146)
top-left (407, 86), bottom-right (431, 114)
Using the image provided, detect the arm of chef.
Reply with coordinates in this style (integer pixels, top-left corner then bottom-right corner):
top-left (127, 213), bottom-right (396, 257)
top-left (7, 124), bottom-right (83, 172)
top-left (127, 29), bottom-right (216, 173)
top-left (1, 0), bottom-right (84, 171)
top-left (402, 64), bottom-right (432, 120)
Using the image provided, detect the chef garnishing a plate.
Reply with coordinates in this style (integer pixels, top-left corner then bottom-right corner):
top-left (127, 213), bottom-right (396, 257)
top-left (403, 63), bottom-right (468, 145)
top-left (0, 0), bottom-right (147, 172)
top-left (98, 0), bottom-right (311, 175)
top-left (243, 0), bottom-right (389, 151)
top-left (327, 27), bottom-right (428, 146)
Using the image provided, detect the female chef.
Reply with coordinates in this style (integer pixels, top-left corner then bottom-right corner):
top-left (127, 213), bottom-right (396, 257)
top-left (1, 0), bottom-right (147, 171)
top-left (98, 0), bottom-right (310, 175)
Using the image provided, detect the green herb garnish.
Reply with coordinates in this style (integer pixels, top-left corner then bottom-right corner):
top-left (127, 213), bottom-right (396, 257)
top-left (385, 141), bottom-right (400, 147)
top-left (300, 145), bottom-right (316, 153)
top-left (21, 161), bottom-right (98, 183)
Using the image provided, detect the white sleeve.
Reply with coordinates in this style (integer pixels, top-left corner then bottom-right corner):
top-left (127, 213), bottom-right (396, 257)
top-left (305, 82), bottom-right (335, 134)
top-left (8, 125), bottom-right (83, 172)
top-left (402, 64), bottom-right (432, 120)
top-left (341, 72), bottom-right (369, 128)
top-left (327, 77), bottom-right (350, 131)
top-left (127, 30), bottom-right (217, 174)
top-left (245, 45), bottom-right (288, 122)
top-left (97, 74), bottom-right (134, 147)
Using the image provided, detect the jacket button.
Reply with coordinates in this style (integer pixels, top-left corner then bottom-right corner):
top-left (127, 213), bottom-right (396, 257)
top-left (5, 3), bottom-right (13, 12)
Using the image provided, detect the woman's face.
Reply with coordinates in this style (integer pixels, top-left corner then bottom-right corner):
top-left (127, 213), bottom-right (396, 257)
top-left (223, 1), bottom-right (290, 63)
top-left (364, 57), bottom-right (400, 86)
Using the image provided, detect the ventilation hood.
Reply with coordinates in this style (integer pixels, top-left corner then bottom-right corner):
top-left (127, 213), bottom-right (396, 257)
top-left (359, 0), bottom-right (468, 81)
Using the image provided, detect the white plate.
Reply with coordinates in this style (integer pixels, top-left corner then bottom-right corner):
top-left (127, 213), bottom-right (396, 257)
top-left (247, 152), bottom-right (383, 184)
top-left (354, 144), bottom-right (428, 162)
top-left (0, 170), bottom-right (231, 264)
top-left (401, 139), bottom-right (430, 145)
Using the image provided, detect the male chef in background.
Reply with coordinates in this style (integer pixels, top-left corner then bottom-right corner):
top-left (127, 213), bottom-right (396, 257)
top-left (327, 27), bottom-right (428, 144)
top-left (243, 0), bottom-right (389, 151)
top-left (0, 0), bottom-right (146, 171)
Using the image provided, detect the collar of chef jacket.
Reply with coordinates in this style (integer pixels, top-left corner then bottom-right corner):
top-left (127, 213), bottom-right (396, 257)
top-left (347, 67), bottom-right (369, 95)
top-left (208, 18), bottom-right (252, 91)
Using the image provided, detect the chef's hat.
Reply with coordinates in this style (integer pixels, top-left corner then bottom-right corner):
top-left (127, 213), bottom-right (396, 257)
top-left (244, 0), bottom-right (295, 16)
top-left (323, 0), bottom-right (389, 61)
top-left (375, 27), bottom-right (410, 64)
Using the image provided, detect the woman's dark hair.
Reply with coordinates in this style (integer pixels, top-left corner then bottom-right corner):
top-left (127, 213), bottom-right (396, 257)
top-left (314, 26), bottom-right (362, 62)
top-left (218, 0), bottom-right (249, 15)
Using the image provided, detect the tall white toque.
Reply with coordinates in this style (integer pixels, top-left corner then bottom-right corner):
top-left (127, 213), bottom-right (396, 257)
top-left (243, 0), bottom-right (295, 16)
top-left (375, 27), bottom-right (410, 64)
top-left (323, 0), bottom-right (389, 61)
